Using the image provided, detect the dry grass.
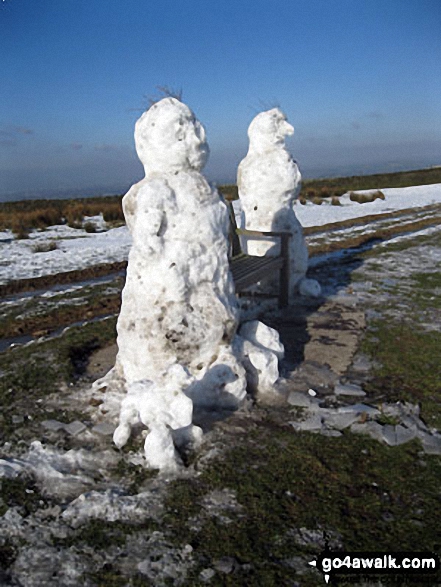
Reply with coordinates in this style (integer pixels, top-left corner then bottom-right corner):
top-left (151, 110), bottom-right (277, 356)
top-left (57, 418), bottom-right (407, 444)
top-left (32, 241), bottom-right (58, 254)
top-left (0, 196), bottom-right (124, 235)
top-left (311, 196), bottom-right (323, 205)
top-left (218, 185), bottom-right (238, 201)
top-left (0, 261), bottom-right (127, 297)
top-left (0, 292), bottom-right (122, 340)
top-left (299, 166), bottom-right (441, 199)
top-left (349, 190), bottom-right (385, 204)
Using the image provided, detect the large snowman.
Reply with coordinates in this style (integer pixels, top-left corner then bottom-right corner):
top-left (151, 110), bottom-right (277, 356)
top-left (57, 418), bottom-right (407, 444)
top-left (118, 98), bottom-right (243, 388)
top-left (238, 108), bottom-right (320, 299)
top-left (95, 98), bottom-right (284, 469)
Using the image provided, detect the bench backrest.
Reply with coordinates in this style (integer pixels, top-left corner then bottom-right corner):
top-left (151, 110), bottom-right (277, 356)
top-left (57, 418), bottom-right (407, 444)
top-left (225, 200), bottom-right (242, 258)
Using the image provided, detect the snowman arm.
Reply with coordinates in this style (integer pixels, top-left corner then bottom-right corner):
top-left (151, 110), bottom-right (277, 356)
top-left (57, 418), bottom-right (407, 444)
top-left (134, 180), bottom-right (176, 238)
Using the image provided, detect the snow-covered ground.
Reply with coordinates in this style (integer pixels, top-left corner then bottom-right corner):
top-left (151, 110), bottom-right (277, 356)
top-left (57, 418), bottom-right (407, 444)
top-left (295, 183), bottom-right (441, 227)
top-left (1, 184), bottom-right (441, 285)
top-left (0, 217), bottom-right (131, 285)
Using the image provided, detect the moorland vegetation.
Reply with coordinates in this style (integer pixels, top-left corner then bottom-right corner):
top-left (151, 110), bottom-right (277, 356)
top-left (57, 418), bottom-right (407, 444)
top-left (1, 166), bottom-right (440, 238)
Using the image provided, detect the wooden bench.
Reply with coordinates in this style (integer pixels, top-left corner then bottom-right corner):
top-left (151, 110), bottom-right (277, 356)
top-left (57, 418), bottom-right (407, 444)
top-left (225, 200), bottom-right (292, 308)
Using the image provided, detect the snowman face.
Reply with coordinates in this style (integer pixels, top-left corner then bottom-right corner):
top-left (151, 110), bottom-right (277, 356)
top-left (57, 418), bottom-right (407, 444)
top-left (248, 108), bottom-right (294, 152)
top-left (135, 98), bottom-right (209, 173)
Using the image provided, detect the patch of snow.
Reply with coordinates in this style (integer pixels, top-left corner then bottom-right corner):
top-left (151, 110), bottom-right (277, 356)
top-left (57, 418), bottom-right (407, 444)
top-left (62, 488), bottom-right (163, 528)
top-left (0, 441), bottom-right (119, 500)
top-left (295, 183), bottom-right (441, 227)
top-left (0, 224), bottom-right (131, 284)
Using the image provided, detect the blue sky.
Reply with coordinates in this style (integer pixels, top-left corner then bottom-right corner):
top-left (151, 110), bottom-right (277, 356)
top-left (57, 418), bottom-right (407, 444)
top-left (1, 0), bottom-right (440, 200)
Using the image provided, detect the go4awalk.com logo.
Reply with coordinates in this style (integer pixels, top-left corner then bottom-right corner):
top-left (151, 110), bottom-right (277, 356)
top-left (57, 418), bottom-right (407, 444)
top-left (309, 550), bottom-right (440, 584)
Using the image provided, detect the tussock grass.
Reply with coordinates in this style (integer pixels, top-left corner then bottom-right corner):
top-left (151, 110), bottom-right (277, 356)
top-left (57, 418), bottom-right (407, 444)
top-left (319, 186), bottom-right (332, 198)
top-left (311, 196), bottom-right (323, 205)
top-left (0, 196), bottom-right (124, 234)
top-left (32, 241), bottom-right (58, 253)
top-left (218, 185), bottom-right (238, 201)
top-left (350, 190), bottom-right (385, 204)
top-left (83, 221), bottom-right (97, 233)
top-left (2, 167), bottom-right (438, 234)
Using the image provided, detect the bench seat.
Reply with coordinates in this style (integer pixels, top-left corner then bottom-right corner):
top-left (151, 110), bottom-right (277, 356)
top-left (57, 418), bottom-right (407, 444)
top-left (226, 200), bottom-right (291, 308)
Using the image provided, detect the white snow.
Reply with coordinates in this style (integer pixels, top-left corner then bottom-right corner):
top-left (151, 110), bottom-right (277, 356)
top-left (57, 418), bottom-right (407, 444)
top-left (0, 224), bottom-right (131, 285)
top-left (235, 320), bottom-right (284, 393)
top-left (0, 441), bottom-right (119, 500)
top-left (294, 183), bottom-right (441, 227)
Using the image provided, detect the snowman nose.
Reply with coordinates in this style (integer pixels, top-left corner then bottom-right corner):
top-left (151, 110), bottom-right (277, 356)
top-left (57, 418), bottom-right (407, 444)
top-left (283, 121), bottom-right (294, 136)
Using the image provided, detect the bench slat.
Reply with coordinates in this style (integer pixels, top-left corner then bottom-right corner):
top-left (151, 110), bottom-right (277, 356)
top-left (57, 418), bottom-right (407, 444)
top-left (231, 256), bottom-right (284, 288)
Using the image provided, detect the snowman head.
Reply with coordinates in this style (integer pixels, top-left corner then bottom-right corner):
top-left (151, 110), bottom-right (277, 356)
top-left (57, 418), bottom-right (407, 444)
top-left (135, 97), bottom-right (209, 174)
top-left (247, 108), bottom-right (294, 154)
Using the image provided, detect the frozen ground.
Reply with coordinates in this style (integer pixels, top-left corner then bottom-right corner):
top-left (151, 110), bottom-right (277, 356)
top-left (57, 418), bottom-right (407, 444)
top-left (1, 184), bottom-right (440, 285)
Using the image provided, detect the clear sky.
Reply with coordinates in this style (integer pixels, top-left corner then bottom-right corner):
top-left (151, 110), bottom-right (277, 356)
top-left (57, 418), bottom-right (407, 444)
top-left (1, 0), bottom-right (441, 200)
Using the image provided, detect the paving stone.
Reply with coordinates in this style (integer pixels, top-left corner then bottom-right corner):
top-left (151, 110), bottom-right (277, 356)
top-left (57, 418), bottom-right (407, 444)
top-left (334, 382), bottom-right (366, 397)
top-left (63, 420), bottom-right (87, 436)
top-left (399, 415), bottom-right (420, 432)
top-left (214, 557), bottom-right (236, 574)
top-left (291, 361), bottom-right (338, 391)
top-left (418, 431), bottom-right (441, 455)
top-left (323, 411), bottom-right (360, 431)
top-left (290, 413), bottom-right (323, 432)
top-left (339, 403), bottom-right (380, 417)
top-left (287, 391), bottom-right (321, 410)
top-left (92, 422), bottom-right (115, 436)
top-left (382, 401), bottom-right (420, 419)
top-left (328, 294), bottom-right (358, 307)
top-left (41, 420), bottom-right (66, 432)
top-left (320, 429), bottom-right (343, 437)
top-left (395, 424), bottom-right (417, 445)
top-left (200, 568), bottom-right (216, 582)
top-left (350, 354), bottom-right (372, 372)
top-left (350, 421), bottom-right (384, 442)
top-left (382, 425), bottom-right (398, 446)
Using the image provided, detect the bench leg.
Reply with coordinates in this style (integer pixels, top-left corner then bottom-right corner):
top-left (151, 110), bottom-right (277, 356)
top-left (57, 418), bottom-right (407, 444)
top-left (279, 234), bottom-right (290, 308)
